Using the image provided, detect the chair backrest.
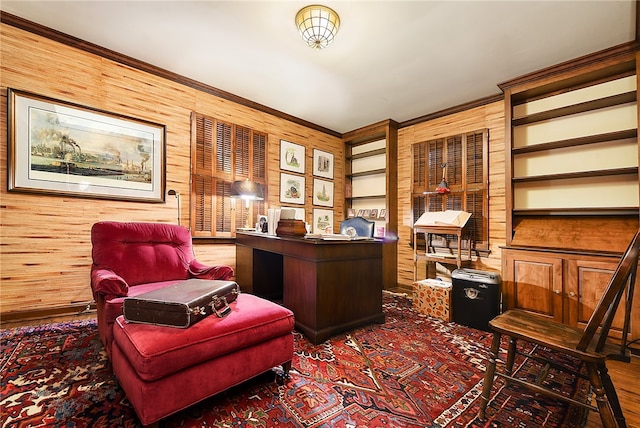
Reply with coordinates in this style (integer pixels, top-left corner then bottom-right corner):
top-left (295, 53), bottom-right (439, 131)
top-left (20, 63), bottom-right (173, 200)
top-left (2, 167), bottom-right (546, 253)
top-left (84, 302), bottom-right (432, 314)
top-left (340, 216), bottom-right (375, 238)
top-left (578, 230), bottom-right (640, 353)
top-left (91, 221), bottom-right (195, 286)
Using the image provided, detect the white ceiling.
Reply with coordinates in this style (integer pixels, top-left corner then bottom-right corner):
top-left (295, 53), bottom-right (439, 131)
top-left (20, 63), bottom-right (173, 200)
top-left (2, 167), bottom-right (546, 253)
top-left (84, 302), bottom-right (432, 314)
top-left (1, 1), bottom-right (636, 133)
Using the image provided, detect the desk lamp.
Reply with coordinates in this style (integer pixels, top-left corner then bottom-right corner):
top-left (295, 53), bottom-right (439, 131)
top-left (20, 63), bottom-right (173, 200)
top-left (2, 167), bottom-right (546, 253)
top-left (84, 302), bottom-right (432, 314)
top-left (230, 180), bottom-right (264, 230)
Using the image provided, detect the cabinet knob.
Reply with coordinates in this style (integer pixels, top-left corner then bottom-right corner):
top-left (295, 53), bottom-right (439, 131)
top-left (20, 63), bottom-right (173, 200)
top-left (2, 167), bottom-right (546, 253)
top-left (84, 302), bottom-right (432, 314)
top-left (569, 291), bottom-right (577, 298)
top-left (553, 289), bottom-right (561, 295)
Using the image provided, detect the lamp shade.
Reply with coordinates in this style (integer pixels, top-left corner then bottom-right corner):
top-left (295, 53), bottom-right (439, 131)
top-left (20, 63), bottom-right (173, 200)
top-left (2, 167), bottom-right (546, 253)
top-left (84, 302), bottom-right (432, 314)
top-left (295, 5), bottom-right (340, 50)
top-left (230, 180), bottom-right (264, 200)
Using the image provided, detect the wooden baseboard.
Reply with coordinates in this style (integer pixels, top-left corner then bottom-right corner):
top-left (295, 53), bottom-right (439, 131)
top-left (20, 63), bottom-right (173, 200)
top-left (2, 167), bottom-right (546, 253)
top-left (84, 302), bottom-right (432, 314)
top-left (1, 302), bottom-right (96, 323)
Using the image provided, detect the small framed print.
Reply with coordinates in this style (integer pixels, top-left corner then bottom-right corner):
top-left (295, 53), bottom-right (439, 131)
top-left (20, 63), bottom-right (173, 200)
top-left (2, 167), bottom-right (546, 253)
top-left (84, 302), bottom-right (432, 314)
top-left (379, 209), bottom-right (387, 219)
top-left (313, 178), bottom-right (334, 207)
top-left (313, 208), bottom-right (334, 234)
top-left (363, 209), bottom-right (371, 218)
top-left (370, 209), bottom-right (378, 219)
top-left (347, 208), bottom-right (355, 218)
top-left (313, 149), bottom-right (333, 179)
top-left (375, 226), bottom-right (386, 238)
top-left (280, 140), bottom-right (305, 174)
top-left (357, 209), bottom-right (364, 217)
top-left (280, 172), bottom-right (305, 205)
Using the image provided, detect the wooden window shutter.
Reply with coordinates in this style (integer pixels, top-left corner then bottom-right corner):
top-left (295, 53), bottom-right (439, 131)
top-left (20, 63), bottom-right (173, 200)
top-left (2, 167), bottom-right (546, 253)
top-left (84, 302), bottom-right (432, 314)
top-left (446, 135), bottom-right (463, 188)
top-left (194, 115), bottom-right (213, 174)
top-left (412, 128), bottom-right (489, 253)
top-left (215, 180), bottom-right (232, 233)
top-left (467, 190), bottom-right (487, 249)
top-left (413, 142), bottom-right (427, 192)
top-left (466, 130), bottom-right (485, 188)
top-left (216, 121), bottom-right (233, 176)
top-left (234, 126), bottom-right (250, 179)
top-left (252, 132), bottom-right (267, 182)
top-left (445, 192), bottom-right (463, 211)
top-left (191, 113), bottom-right (268, 237)
top-left (193, 174), bottom-right (212, 234)
top-left (427, 139), bottom-right (444, 189)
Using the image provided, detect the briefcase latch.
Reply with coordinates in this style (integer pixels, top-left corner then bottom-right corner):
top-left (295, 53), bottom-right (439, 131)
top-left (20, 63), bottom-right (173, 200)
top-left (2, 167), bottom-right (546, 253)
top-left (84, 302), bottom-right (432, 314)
top-left (190, 306), bottom-right (207, 316)
top-left (210, 295), bottom-right (232, 318)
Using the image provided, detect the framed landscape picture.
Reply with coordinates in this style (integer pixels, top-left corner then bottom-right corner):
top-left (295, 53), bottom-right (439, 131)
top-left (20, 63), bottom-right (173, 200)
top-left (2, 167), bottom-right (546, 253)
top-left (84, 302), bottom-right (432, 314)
top-left (313, 178), bottom-right (334, 207)
top-left (279, 172), bottom-right (305, 205)
top-left (313, 208), bottom-right (333, 234)
top-left (313, 149), bottom-right (333, 179)
top-left (8, 89), bottom-right (165, 202)
top-left (280, 140), bottom-right (305, 174)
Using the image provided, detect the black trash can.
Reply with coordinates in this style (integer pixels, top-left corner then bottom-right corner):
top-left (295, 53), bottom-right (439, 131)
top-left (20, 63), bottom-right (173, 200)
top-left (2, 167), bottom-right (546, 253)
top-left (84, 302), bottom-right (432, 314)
top-left (451, 268), bottom-right (501, 331)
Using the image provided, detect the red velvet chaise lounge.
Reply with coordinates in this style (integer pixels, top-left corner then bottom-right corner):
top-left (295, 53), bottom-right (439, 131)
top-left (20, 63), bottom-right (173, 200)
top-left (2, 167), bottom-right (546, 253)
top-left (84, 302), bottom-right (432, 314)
top-left (90, 221), bottom-right (294, 426)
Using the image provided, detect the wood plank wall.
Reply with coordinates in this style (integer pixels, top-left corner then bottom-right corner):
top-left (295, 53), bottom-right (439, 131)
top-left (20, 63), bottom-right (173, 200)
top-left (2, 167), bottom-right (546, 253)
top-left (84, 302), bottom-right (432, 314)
top-left (0, 24), bottom-right (343, 316)
top-left (396, 101), bottom-right (506, 287)
top-left (0, 21), bottom-right (508, 318)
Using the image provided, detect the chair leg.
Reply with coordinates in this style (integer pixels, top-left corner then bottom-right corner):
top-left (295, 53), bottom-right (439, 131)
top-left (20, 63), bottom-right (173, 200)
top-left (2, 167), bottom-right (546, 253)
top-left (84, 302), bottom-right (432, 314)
top-left (585, 362), bottom-right (619, 428)
top-left (505, 336), bottom-right (517, 377)
top-left (598, 363), bottom-right (626, 428)
top-left (478, 332), bottom-right (501, 420)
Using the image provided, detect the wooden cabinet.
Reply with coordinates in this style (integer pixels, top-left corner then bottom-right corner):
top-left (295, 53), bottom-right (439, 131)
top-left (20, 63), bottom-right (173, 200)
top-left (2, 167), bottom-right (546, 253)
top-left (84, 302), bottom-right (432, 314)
top-left (503, 247), bottom-right (639, 345)
top-left (343, 120), bottom-right (398, 289)
top-left (499, 46), bottom-right (640, 348)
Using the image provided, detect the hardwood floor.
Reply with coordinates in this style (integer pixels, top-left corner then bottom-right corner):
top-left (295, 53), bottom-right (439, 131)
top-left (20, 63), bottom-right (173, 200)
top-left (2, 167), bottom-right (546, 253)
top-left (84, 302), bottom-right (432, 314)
top-left (584, 356), bottom-right (640, 428)
top-left (3, 313), bottom-right (639, 427)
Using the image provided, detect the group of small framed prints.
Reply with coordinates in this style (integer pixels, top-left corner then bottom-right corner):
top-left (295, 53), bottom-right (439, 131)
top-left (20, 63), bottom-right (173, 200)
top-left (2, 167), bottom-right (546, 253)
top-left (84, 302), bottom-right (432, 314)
top-left (347, 208), bottom-right (387, 220)
top-left (279, 139), bottom-right (336, 234)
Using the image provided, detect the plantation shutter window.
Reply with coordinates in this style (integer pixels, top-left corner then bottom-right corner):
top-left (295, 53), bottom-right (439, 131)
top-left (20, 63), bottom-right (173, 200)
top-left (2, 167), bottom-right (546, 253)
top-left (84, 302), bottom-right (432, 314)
top-left (191, 113), bottom-right (268, 237)
top-left (412, 129), bottom-right (489, 252)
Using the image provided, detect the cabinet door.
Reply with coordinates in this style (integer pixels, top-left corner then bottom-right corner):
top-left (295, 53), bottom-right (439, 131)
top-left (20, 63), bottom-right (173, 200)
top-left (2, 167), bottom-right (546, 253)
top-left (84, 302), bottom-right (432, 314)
top-left (503, 250), bottom-right (563, 322)
top-left (565, 257), bottom-right (638, 341)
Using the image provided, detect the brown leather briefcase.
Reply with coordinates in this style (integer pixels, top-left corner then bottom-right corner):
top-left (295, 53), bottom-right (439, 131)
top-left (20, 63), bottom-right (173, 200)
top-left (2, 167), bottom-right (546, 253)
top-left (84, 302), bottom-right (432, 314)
top-left (123, 279), bottom-right (240, 328)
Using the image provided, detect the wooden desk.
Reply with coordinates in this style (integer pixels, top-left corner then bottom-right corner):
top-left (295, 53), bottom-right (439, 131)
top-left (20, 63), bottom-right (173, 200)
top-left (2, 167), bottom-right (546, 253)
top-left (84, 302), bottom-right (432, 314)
top-left (235, 232), bottom-right (385, 344)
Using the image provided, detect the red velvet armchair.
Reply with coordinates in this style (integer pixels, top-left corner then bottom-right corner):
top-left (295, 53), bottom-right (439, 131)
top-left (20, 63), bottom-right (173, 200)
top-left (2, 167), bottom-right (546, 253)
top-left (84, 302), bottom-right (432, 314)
top-left (90, 221), bottom-right (234, 357)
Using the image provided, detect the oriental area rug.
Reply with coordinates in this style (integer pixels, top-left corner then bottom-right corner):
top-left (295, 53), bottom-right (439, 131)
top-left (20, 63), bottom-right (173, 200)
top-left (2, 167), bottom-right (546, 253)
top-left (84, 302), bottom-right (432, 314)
top-left (1, 292), bottom-right (590, 427)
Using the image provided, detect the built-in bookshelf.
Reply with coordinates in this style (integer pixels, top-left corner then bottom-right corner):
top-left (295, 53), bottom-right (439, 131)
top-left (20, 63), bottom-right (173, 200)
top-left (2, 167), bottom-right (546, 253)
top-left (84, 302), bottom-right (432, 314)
top-left (343, 120), bottom-right (398, 288)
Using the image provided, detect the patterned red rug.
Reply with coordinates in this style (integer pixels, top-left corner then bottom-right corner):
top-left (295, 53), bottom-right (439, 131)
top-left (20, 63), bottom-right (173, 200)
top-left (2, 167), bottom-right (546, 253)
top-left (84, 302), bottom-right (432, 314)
top-left (1, 292), bottom-right (590, 427)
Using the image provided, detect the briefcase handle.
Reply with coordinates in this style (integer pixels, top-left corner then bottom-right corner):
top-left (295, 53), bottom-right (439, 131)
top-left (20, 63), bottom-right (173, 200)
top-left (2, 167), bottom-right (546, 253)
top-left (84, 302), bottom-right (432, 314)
top-left (209, 290), bottom-right (238, 318)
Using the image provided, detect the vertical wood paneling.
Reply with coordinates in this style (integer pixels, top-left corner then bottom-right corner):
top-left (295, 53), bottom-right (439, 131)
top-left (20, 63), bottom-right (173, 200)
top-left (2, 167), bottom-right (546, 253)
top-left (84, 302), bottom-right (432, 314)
top-left (0, 24), bottom-right (342, 315)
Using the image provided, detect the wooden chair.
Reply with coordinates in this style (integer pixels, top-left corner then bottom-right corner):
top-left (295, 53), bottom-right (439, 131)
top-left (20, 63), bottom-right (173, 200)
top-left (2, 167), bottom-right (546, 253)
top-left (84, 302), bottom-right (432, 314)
top-left (478, 230), bottom-right (640, 428)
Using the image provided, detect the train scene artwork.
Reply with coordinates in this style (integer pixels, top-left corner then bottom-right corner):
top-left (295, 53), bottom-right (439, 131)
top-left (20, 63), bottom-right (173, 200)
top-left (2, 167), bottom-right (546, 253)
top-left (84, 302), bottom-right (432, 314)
top-left (28, 107), bottom-right (154, 185)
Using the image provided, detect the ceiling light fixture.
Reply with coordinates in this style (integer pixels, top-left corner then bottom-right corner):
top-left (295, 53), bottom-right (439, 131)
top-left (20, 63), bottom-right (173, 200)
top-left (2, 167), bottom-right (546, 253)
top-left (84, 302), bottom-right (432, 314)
top-left (295, 4), bottom-right (340, 50)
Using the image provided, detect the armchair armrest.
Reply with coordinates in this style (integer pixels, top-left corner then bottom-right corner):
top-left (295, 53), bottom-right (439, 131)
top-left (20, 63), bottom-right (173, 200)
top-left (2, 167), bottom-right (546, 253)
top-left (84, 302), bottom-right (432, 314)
top-left (188, 260), bottom-right (234, 281)
top-left (91, 268), bottom-right (129, 300)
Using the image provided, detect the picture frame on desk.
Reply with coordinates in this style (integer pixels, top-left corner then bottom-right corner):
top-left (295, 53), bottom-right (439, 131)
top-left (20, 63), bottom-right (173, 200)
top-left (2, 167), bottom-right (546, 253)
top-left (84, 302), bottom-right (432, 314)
top-left (379, 209), bottom-right (387, 219)
top-left (8, 89), bottom-right (166, 202)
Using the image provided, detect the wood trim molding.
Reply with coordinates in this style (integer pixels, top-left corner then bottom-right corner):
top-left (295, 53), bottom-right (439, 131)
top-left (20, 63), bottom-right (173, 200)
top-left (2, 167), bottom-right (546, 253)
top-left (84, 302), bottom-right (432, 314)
top-left (0, 11), bottom-right (342, 138)
top-left (398, 93), bottom-right (504, 129)
top-left (498, 41), bottom-right (640, 93)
